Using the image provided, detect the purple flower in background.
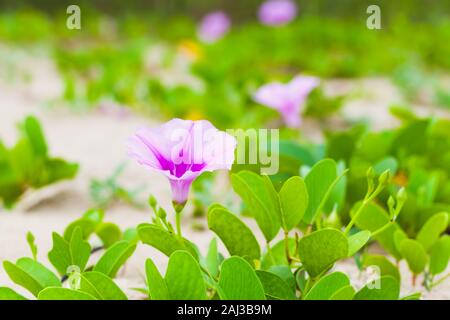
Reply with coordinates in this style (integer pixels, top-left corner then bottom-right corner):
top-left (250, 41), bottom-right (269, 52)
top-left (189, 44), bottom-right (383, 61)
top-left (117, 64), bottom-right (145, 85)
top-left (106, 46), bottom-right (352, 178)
top-left (253, 76), bottom-right (319, 128)
top-left (198, 11), bottom-right (231, 43)
top-left (128, 119), bottom-right (236, 204)
top-left (98, 101), bottom-right (131, 119)
top-left (258, 0), bottom-right (298, 26)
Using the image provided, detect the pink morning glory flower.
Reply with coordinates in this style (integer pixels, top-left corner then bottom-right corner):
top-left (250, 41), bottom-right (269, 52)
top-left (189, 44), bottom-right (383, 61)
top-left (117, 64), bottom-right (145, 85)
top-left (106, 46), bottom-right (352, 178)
top-left (258, 0), bottom-right (298, 26)
top-left (128, 119), bottom-right (236, 205)
top-left (253, 76), bottom-right (319, 128)
top-left (197, 11), bottom-right (231, 43)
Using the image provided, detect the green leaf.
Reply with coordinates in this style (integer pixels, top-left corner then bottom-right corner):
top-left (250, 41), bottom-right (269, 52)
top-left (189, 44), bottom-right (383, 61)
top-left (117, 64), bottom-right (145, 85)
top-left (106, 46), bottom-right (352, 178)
top-left (329, 285), bottom-right (355, 300)
top-left (303, 159), bottom-right (338, 224)
top-left (63, 209), bottom-right (103, 241)
top-left (48, 232), bottom-right (71, 276)
top-left (352, 202), bottom-right (406, 260)
top-left (393, 230), bottom-right (407, 252)
top-left (137, 224), bottom-right (196, 258)
top-left (38, 287), bottom-right (97, 300)
top-left (15, 258), bottom-right (60, 287)
top-left (145, 259), bottom-right (170, 300)
top-left (304, 272), bottom-right (350, 300)
top-left (3, 258), bottom-right (61, 297)
top-left (256, 270), bottom-right (296, 300)
top-left (267, 265), bottom-right (296, 292)
top-left (48, 228), bottom-right (91, 276)
top-left (26, 231), bottom-right (38, 260)
top-left (231, 171), bottom-right (280, 242)
top-left (44, 159), bottom-right (79, 184)
top-left (0, 287), bottom-right (27, 300)
top-left (391, 119), bottom-right (430, 155)
top-left (429, 235), bottom-right (450, 275)
top-left (295, 270), bottom-right (307, 293)
top-left (298, 228), bottom-right (348, 278)
top-left (64, 218), bottom-right (97, 241)
top-left (362, 255), bottom-right (400, 281)
top-left (93, 240), bottom-right (136, 278)
top-left (416, 212), bottom-right (449, 251)
top-left (207, 207), bottom-right (260, 262)
top-left (83, 208), bottom-right (104, 224)
top-left (354, 276), bottom-right (400, 300)
top-left (278, 176), bottom-right (308, 230)
top-left (23, 116), bottom-right (47, 157)
top-left (96, 222), bottom-right (122, 248)
top-left (79, 271), bottom-right (127, 300)
top-left (400, 292), bottom-right (422, 300)
top-left (205, 238), bottom-right (220, 278)
top-left (123, 227), bottom-right (139, 243)
top-left (399, 239), bottom-right (427, 275)
top-left (373, 157), bottom-right (398, 176)
top-left (347, 230), bottom-right (371, 256)
top-left (218, 256), bottom-right (266, 300)
top-left (324, 161), bottom-right (347, 214)
top-left (69, 227), bottom-right (91, 272)
top-left (3, 261), bottom-right (42, 297)
top-left (261, 238), bottom-right (296, 270)
top-left (278, 140), bottom-right (316, 168)
top-left (165, 251), bottom-right (206, 300)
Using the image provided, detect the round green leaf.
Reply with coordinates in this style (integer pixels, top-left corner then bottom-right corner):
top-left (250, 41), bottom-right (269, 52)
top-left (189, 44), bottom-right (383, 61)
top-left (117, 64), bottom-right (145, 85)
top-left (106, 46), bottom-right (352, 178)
top-left (329, 285), bottom-right (355, 300)
top-left (303, 159), bottom-right (337, 224)
top-left (79, 271), bottom-right (127, 300)
top-left (304, 272), bottom-right (350, 300)
top-left (279, 176), bottom-right (308, 230)
top-left (354, 276), bottom-right (400, 300)
top-left (0, 287), bottom-right (27, 300)
top-left (145, 259), bottom-right (170, 300)
top-left (205, 238), bottom-right (220, 278)
top-left (298, 228), bottom-right (348, 278)
top-left (38, 287), bottom-right (97, 300)
top-left (137, 224), bottom-right (196, 258)
top-left (256, 270), bottom-right (296, 300)
top-left (347, 230), bottom-right (371, 256)
top-left (399, 239), bottom-right (427, 275)
top-left (207, 207), bottom-right (260, 262)
top-left (351, 202), bottom-right (405, 260)
top-left (165, 251), bottom-right (206, 300)
top-left (267, 265), bottom-right (296, 292)
top-left (218, 256), bottom-right (266, 300)
top-left (416, 212), bottom-right (449, 251)
top-left (64, 218), bottom-right (96, 241)
top-left (362, 254), bottom-right (400, 282)
top-left (230, 171), bottom-right (280, 242)
top-left (95, 222), bottom-right (122, 248)
top-left (429, 235), bottom-right (450, 275)
top-left (93, 240), bottom-right (136, 278)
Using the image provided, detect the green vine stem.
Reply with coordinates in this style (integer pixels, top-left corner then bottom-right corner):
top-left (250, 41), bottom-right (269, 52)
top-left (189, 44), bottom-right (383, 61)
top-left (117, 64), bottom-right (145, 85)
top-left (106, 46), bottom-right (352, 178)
top-left (284, 231), bottom-right (292, 265)
top-left (344, 169), bottom-right (390, 235)
top-left (173, 202), bottom-right (186, 238)
top-left (371, 221), bottom-right (394, 237)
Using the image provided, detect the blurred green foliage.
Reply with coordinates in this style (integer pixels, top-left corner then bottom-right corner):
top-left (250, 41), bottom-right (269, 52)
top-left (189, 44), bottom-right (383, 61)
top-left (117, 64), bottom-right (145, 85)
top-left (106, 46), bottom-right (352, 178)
top-left (0, 5), bottom-right (449, 127)
top-left (0, 116), bottom-right (79, 208)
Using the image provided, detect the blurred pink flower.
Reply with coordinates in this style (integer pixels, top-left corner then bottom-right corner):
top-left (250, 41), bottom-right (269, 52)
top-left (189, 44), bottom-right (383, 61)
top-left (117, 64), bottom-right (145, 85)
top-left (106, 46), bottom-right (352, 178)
top-left (98, 101), bottom-right (131, 119)
top-left (198, 11), bottom-right (231, 43)
top-left (253, 76), bottom-right (319, 128)
top-left (128, 119), bottom-right (236, 204)
top-left (258, 0), bottom-right (297, 26)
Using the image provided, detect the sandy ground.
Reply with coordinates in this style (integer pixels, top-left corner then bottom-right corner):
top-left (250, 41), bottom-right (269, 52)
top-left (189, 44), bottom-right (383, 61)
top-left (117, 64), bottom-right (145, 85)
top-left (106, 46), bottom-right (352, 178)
top-left (0, 48), bottom-right (449, 299)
